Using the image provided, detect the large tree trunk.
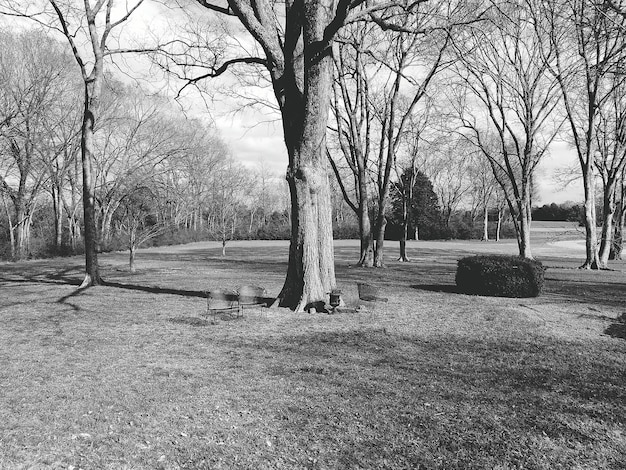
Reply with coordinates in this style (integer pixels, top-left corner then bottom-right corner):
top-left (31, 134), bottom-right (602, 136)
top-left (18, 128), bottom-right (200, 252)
top-left (598, 177), bottom-right (617, 268)
top-left (274, 0), bottom-right (337, 311)
top-left (280, 164), bottom-right (336, 311)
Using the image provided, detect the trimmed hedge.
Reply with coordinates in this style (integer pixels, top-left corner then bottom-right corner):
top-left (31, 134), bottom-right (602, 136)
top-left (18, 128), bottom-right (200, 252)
top-left (455, 255), bottom-right (545, 298)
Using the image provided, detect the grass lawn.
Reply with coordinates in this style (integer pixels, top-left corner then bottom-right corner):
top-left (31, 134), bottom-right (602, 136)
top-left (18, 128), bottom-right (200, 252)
top-left (1, 231), bottom-right (625, 469)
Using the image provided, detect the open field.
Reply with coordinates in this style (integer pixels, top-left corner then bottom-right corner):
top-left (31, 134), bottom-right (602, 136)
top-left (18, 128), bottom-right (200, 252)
top-left (1, 225), bottom-right (625, 469)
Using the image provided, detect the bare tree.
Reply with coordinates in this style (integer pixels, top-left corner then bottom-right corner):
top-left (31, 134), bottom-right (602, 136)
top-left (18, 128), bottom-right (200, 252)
top-left (594, 73), bottom-right (626, 267)
top-left (207, 159), bottom-right (250, 256)
top-left (40, 86), bottom-right (82, 252)
top-left (327, 1), bottom-right (452, 268)
top-left (429, 137), bottom-right (473, 231)
top-left (115, 184), bottom-right (167, 272)
top-left (544, 0), bottom-right (626, 268)
top-left (0, 30), bottom-right (74, 259)
top-left (328, 21), bottom-right (378, 267)
top-left (452, 0), bottom-right (562, 258)
top-left (465, 150), bottom-right (500, 241)
top-left (93, 85), bottom-right (193, 248)
top-left (393, 101), bottom-right (437, 260)
top-left (160, 0), bottom-right (444, 310)
top-left (1, 0), bottom-right (154, 286)
top-left (611, 167), bottom-right (626, 260)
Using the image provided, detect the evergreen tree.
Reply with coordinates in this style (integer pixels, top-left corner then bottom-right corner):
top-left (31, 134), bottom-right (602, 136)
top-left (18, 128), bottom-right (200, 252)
top-left (389, 171), bottom-right (444, 240)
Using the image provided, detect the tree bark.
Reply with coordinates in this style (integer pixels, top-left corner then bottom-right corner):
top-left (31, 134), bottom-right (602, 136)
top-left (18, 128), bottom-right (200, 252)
top-left (496, 207), bottom-right (502, 242)
top-left (398, 200), bottom-right (410, 262)
top-left (373, 213), bottom-right (387, 267)
top-left (482, 204), bottom-right (489, 241)
top-left (358, 199), bottom-right (374, 266)
top-left (611, 198), bottom-right (625, 260)
top-left (80, 81), bottom-right (102, 287)
top-left (398, 180), bottom-right (411, 262)
top-left (581, 167), bottom-right (600, 269)
top-left (598, 177), bottom-right (617, 267)
top-left (129, 229), bottom-right (137, 273)
top-left (273, 0), bottom-right (337, 311)
top-left (14, 203), bottom-right (29, 260)
top-left (518, 203), bottom-right (532, 259)
top-left (52, 184), bottom-right (64, 249)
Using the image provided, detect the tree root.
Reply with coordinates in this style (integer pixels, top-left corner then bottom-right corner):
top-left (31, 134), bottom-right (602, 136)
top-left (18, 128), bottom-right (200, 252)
top-left (79, 273), bottom-right (102, 288)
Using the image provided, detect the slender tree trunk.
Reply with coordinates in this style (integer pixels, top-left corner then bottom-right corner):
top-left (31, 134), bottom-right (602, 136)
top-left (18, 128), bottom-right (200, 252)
top-left (581, 167), bottom-right (600, 269)
top-left (80, 82), bottom-right (102, 287)
top-left (398, 193), bottom-right (410, 262)
top-left (496, 208), bottom-right (502, 242)
top-left (482, 204), bottom-right (489, 241)
top-left (249, 209), bottom-right (255, 235)
top-left (52, 185), bottom-right (63, 249)
top-left (14, 204), bottom-right (28, 260)
top-left (598, 178), bottom-right (617, 268)
top-left (2, 195), bottom-right (16, 259)
top-left (358, 200), bottom-right (374, 267)
top-left (518, 204), bottom-right (532, 259)
top-left (129, 228), bottom-right (137, 273)
top-left (513, 181), bottom-right (533, 259)
top-left (373, 213), bottom-right (387, 267)
top-left (611, 201), bottom-right (625, 260)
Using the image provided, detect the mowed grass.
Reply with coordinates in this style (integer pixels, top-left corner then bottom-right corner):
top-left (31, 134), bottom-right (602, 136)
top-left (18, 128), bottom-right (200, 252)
top-left (1, 235), bottom-right (625, 469)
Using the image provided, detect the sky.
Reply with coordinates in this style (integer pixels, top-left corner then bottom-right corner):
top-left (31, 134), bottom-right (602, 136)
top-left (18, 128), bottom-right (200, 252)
top-left (1, 1), bottom-right (587, 207)
top-left (535, 142), bottom-right (584, 205)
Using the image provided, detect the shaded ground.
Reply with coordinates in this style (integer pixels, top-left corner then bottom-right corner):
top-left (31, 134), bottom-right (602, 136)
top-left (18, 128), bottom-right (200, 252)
top-left (0, 232), bottom-right (624, 469)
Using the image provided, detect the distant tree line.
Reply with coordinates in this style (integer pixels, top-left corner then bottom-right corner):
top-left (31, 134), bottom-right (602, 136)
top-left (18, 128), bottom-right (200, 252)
top-left (531, 203), bottom-right (583, 222)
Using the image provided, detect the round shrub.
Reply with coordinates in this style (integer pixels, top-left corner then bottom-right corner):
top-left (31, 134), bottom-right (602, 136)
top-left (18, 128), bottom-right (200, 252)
top-left (455, 255), bottom-right (545, 298)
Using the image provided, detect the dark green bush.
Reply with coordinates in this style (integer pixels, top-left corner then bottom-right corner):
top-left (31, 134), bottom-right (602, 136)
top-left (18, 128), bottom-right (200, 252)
top-left (456, 255), bottom-right (545, 298)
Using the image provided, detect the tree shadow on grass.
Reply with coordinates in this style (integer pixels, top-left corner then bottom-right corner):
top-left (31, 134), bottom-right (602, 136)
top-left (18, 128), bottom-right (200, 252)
top-left (411, 284), bottom-right (459, 294)
top-left (102, 280), bottom-right (208, 298)
top-left (604, 313), bottom-right (626, 340)
top-left (204, 329), bottom-right (626, 469)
